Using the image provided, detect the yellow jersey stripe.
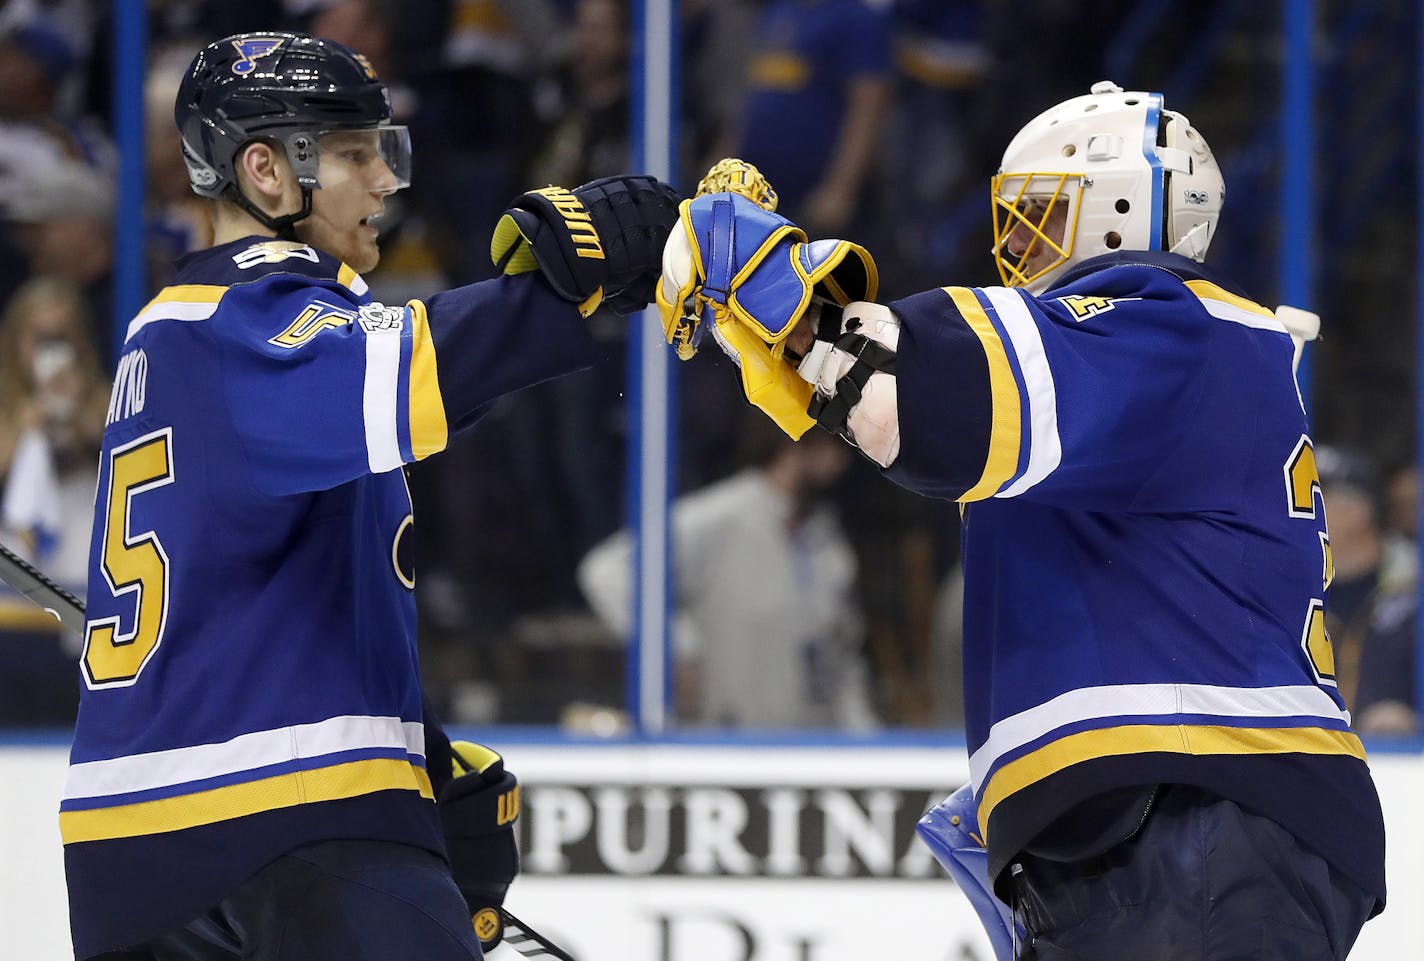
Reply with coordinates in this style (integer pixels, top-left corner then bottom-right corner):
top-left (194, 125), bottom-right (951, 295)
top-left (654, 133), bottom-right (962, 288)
top-left (406, 300), bottom-right (449, 459)
top-left (976, 723), bottom-right (1367, 836)
top-left (142, 284), bottom-right (228, 310)
top-left (1184, 279), bottom-right (1275, 319)
top-left (128, 286), bottom-right (230, 341)
top-left (337, 263), bottom-right (364, 295)
top-left (148, 284), bottom-right (228, 305)
top-left (945, 287), bottom-right (1022, 501)
top-left (60, 757), bottom-right (434, 845)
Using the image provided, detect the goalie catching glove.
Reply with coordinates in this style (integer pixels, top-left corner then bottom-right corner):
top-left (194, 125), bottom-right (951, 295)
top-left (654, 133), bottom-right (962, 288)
top-left (656, 158), bottom-right (878, 439)
top-left (492, 174), bottom-right (681, 317)
top-left (439, 741), bottom-right (521, 952)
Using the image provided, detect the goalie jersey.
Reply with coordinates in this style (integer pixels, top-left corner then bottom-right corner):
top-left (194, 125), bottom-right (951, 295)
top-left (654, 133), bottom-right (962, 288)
top-left (884, 252), bottom-right (1386, 912)
top-left (63, 237), bottom-right (594, 958)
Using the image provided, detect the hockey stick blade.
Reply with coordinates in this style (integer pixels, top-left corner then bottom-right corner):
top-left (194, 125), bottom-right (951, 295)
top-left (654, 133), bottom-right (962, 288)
top-left (499, 908), bottom-right (578, 961)
top-left (0, 538), bottom-right (85, 632)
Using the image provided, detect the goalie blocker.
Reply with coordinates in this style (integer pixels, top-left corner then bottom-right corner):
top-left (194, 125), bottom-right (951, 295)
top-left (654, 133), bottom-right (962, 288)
top-left (656, 173), bottom-right (878, 439)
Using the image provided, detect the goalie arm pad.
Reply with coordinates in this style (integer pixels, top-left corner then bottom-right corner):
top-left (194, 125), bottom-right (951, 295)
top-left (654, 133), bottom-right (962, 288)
top-left (440, 740), bottom-right (522, 952)
top-left (797, 301), bottom-right (901, 467)
top-left (491, 174), bottom-right (681, 317)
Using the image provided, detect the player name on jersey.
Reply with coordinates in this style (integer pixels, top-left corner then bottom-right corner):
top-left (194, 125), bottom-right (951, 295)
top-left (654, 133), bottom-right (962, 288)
top-left (106, 348), bottom-right (149, 426)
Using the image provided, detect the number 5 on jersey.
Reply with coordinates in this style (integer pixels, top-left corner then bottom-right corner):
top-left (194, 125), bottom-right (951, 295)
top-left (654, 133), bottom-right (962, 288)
top-left (83, 429), bottom-right (174, 689)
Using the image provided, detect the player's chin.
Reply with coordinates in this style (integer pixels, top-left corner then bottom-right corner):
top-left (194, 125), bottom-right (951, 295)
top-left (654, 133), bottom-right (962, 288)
top-left (345, 234), bottom-right (382, 274)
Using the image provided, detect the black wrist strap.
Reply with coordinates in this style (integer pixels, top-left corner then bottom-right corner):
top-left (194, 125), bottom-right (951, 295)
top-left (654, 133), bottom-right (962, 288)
top-left (807, 330), bottom-right (896, 440)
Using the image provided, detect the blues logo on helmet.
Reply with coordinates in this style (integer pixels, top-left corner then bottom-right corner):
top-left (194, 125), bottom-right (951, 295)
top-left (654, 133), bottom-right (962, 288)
top-left (228, 36), bottom-right (284, 75)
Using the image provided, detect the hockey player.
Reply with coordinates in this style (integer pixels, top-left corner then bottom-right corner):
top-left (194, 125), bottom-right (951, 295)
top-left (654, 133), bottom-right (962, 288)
top-left (64, 33), bottom-right (677, 961)
top-left (659, 86), bottom-right (1385, 959)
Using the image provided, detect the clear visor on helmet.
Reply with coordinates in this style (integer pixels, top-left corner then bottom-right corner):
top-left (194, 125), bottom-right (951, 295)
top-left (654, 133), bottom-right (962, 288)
top-left (317, 125), bottom-right (412, 192)
top-left (989, 172), bottom-right (1083, 289)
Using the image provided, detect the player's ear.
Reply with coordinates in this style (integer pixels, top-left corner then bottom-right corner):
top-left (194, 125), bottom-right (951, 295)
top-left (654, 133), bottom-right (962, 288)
top-left (235, 141), bottom-right (292, 207)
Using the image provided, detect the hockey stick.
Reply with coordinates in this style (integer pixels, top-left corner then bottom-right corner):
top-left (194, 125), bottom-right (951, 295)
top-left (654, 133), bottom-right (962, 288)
top-left (0, 538), bottom-right (85, 633)
top-left (0, 541), bottom-right (580, 961)
top-left (499, 909), bottom-right (579, 961)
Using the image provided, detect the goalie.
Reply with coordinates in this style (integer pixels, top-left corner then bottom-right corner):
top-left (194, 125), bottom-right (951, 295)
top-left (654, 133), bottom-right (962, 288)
top-left (661, 85), bottom-right (1384, 960)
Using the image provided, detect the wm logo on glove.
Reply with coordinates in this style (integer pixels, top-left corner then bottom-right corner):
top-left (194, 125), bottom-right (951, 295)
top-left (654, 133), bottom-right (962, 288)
top-left (497, 784), bottom-right (521, 826)
top-left (530, 187), bottom-right (605, 261)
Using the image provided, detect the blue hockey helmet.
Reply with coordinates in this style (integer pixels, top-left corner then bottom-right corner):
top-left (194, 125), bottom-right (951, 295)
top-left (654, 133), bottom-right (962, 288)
top-left (175, 33), bottom-right (410, 227)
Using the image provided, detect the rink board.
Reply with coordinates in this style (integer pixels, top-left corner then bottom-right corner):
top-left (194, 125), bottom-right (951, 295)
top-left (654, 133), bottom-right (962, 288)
top-left (2, 740), bottom-right (1419, 960)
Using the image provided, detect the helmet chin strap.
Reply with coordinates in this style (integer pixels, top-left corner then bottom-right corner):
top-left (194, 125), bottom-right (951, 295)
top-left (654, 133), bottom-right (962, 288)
top-left (232, 187), bottom-right (314, 242)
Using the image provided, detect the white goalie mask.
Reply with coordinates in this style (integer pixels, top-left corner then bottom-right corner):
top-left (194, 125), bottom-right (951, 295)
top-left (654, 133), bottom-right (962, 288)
top-left (991, 81), bottom-right (1225, 293)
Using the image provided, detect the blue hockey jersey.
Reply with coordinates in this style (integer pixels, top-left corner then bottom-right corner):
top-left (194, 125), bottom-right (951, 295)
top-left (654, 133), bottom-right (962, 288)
top-left (885, 252), bottom-right (1385, 910)
top-left (63, 238), bottom-right (595, 957)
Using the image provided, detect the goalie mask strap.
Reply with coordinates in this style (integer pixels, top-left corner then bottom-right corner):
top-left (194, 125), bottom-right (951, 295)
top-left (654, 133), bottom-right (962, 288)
top-left (807, 330), bottom-right (896, 439)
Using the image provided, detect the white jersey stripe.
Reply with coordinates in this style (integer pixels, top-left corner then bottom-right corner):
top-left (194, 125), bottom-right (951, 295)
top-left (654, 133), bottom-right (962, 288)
top-left (363, 326), bottom-right (404, 472)
top-left (1199, 297), bottom-right (1290, 334)
top-left (983, 287), bottom-right (1061, 497)
top-left (125, 301), bottom-right (221, 342)
top-left (64, 715), bottom-right (426, 800)
top-left (968, 682), bottom-right (1352, 789)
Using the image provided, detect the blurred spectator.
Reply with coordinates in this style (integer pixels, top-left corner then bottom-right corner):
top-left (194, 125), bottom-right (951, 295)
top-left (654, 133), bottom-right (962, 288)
top-left (145, 42), bottom-right (212, 290)
top-left (1317, 444), bottom-right (1420, 736)
top-left (1350, 590), bottom-right (1419, 736)
top-left (308, 0), bottom-right (450, 303)
top-left (680, 0), bottom-right (758, 167)
top-left (0, 12), bottom-right (114, 324)
top-left (0, 275), bottom-right (108, 489)
top-left (528, 0), bottom-right (630, 187)
top-left (579, 417), bottom-right (877, 729)
top-left (719, 0), bottom-right (892, 235)
top-left (4, 159), bottom-right (117, 365)
top-left (1383, 460), bottom-right (1419, 545)
top-left (0, 275), bottom-right (108, 726)
top-left (875, 0), bottom-right (990, 291)
top-left (0, 10), bottom-right (102, 146)
top-left (410, 0), bottom-right (634, 687)
top-left (927, 562), bottom-right (966, 729)
top-left (416, 0), bottom-right (565, 282)
top-left (512, 0), bottom-right (634, 578)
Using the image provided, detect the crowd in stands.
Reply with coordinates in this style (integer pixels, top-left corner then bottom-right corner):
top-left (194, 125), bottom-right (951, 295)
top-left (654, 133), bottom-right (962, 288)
top-left (0, 0), bottom-right (1417, 736)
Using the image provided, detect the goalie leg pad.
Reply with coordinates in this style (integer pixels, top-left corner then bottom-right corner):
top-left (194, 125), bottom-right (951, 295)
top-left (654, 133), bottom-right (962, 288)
top-left (916, 785), bottom-right (1024, 961)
